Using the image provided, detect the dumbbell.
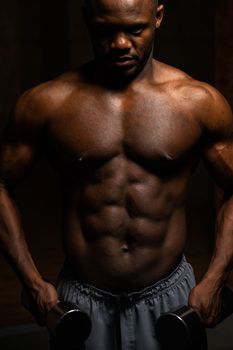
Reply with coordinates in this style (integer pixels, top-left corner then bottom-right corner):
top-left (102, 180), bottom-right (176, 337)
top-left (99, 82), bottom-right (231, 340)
top-left (155, 286), bottom-right (233, 350)
top-left (155, 304), bottom-right (207, 349)
top-left (46, 301), bottom-right (92, 349)
top-left (22, 289), bottom-right (92, 349)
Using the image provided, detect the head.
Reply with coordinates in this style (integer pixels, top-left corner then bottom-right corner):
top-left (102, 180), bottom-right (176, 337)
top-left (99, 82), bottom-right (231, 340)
top-left (83, 0), bottom-right (164, 82)
top-left (85, 0), bottom-right (159, 8)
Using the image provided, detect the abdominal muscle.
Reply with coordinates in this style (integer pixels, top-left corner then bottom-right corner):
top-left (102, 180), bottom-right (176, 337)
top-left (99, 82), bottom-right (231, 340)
top-left (61, 160), bottom-right (188, 292)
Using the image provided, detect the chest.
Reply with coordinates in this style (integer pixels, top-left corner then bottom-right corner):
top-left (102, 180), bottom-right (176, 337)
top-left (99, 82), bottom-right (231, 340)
top-left (48, 92), bottom-right (202, 167)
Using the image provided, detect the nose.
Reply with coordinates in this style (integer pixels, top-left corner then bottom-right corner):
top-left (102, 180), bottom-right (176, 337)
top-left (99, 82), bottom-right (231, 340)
top-left (110, 32), bottom-right (132, 51)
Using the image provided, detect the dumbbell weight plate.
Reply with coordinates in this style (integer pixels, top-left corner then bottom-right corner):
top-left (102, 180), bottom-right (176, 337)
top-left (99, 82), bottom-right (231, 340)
top-left (47, 302), bottom-right (92, 349)
top-left (155, 306), bottom-right (205, 350)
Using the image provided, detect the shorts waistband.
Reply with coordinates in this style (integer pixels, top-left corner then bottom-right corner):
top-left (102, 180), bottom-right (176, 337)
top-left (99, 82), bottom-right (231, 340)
top-left (58, 255), bottom-right (191, 304)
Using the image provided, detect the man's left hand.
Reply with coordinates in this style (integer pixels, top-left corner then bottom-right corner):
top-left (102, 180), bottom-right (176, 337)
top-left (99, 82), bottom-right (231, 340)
top-left (188, 280), bottom-right (222, 328)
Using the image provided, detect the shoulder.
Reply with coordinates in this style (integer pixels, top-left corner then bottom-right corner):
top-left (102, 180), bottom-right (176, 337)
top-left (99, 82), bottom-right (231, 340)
top-left (175, 80), bottom-right (233, 139)
top-left (153, 60), bottom-right (190, 84)
top-left (154, 60), bottom-right (233, 138)
top-left (14, 69), bottom-right (85, 126)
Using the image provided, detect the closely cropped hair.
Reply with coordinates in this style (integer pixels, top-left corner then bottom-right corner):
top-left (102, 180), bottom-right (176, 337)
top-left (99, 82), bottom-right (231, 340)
top-left (85, 0), bottom-right (159, 8)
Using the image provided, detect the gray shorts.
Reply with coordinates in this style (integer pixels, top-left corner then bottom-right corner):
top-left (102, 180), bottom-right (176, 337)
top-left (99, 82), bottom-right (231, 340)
top-left (55, 256), bottom-right (196, 350)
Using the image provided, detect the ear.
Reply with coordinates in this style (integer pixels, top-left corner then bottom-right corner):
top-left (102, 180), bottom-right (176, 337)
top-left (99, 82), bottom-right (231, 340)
top-left (154, 4), bottom-right (164, 29)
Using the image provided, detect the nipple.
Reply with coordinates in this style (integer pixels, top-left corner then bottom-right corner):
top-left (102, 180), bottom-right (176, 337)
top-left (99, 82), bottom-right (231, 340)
top-left (164, 152), bottom-right (173, 161)
top-left (77, 152), bottom-right (88, 163)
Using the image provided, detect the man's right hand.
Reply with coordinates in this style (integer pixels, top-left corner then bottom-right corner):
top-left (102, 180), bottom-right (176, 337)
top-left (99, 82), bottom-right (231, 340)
top-left (21, 280), bottom-right (59, 326)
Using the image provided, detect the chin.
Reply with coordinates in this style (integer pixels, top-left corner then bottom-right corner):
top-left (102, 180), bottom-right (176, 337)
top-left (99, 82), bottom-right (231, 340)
top-left (108, 64), bottom-right (141, 82)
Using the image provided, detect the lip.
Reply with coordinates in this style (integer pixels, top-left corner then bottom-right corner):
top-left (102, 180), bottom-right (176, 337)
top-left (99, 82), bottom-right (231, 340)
top-left (109, 56), bottom-right (136, 67)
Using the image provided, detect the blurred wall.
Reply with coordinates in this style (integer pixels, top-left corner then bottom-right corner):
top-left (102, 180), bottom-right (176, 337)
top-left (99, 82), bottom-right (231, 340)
top-left (0, 0), bottom-right (232, 326)
top-left (215, 0), bottom-right (233, 108)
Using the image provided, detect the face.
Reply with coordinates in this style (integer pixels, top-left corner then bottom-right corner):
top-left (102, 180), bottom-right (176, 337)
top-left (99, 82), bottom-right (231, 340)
top-left (84, 0), bottom-right (164, 81)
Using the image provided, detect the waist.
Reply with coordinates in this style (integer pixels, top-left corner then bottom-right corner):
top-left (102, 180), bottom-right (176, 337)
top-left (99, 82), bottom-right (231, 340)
top-left (57, 255), bottom-right (194, 303)
top-left (57, 255), bottom-right (191, 298)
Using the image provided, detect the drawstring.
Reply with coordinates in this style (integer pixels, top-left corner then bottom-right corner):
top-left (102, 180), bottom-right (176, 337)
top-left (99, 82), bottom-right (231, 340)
top-left (115, 293), bottom-right (130, 350)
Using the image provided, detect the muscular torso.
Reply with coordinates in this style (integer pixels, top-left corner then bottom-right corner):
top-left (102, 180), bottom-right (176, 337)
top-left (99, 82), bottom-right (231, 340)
top-left (45, 63), bottom-right (202, 292)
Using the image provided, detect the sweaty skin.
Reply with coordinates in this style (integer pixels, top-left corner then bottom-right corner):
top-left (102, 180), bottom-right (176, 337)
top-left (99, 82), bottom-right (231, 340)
top-left (0, 0), bottom-right (233, 328)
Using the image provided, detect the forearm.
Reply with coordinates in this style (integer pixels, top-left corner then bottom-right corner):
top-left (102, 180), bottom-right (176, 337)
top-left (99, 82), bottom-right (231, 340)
top-left (0, 186), bottom-right (43, 291)
top-left (203, 193), bottom-right (233, 287)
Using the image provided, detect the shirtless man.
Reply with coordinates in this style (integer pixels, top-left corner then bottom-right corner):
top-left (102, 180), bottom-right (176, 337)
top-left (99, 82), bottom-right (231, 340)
top-left (0, 0), bottom-right (233, 349)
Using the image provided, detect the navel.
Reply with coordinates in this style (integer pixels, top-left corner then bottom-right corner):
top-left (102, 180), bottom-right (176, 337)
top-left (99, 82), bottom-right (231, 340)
top-left (120, 244), bottom-right (129, 253)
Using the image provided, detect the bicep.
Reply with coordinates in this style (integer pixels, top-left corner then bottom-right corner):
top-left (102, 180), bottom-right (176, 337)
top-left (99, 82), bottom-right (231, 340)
top-left (203, 138), bottom-right (233, 192)
top-left (199, 84), bottom-right (233, 192)
top-left (0, 92), bottom-right (45, 186)
top-left (0, 140), bottom-right (36, 185)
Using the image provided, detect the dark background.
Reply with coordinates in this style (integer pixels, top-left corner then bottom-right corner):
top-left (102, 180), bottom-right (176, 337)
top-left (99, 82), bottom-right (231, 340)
top-left (0, 0), bottom-right (232, 327)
